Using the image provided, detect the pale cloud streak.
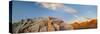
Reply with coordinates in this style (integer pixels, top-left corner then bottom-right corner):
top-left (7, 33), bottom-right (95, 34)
top-left (38, 2), bottom-right (80, 20)
top-left (38, 2), bottom-right (77, 14)
top-left (39, 2), bottom-right (64, 10)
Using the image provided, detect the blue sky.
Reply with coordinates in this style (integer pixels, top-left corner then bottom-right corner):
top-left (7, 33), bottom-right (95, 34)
top-left (12, 1), bottom-right (97, 22)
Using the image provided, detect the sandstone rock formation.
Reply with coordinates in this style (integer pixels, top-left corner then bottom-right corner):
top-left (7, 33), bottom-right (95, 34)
top-left (12, 16), bottom-right (97, 33)
top-left (12, 16), bottom-right (73, 33)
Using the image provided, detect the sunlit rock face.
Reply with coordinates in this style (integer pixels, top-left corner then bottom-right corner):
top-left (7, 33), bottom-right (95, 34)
top-left (71, 18), bottom-right (97, 29)
top-left (12, 17), bottom-right (74, 33)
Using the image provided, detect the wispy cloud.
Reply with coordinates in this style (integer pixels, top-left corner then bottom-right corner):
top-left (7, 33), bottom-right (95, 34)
top-left (38, 2), bottom-right (80, 20)
top-left (38, 2), bottom-right (77, 14)
top-left (39, 2), bottom-right (63, 10)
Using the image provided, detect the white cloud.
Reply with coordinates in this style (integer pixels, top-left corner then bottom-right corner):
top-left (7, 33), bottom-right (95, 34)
top-left (38, 2), bottom-right (78, 14)
top-left (38, 2), bottom-right (64, 10)
top-left (38, 2), bottom-right (81, 21)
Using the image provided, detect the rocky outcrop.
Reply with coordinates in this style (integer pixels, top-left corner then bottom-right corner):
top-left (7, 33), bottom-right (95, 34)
top-left (71, 18), bottom-right (97, 29)
top-left (12, 16), bottom-right (73, 33)
top-left (12, 16), bottom-right (97, 33)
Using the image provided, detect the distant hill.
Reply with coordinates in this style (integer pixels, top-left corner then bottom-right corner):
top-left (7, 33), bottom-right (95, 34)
top-left (71, 18), bottom-right (97, 29)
